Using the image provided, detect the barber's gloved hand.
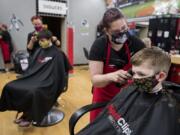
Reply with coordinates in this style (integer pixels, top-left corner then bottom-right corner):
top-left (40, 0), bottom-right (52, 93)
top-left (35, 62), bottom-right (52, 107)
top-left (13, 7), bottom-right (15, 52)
top-left (51, 36), bottom-right (57, 42)
top-left (52, 36), bottom-right (61, 47)
top-left (108, 69), bottom-right (132, 84)
top-left (55, 40), bottom-right (61, 47)
top-left (113, 69), bottom-right (132, 87)
top-left (31, 36), bottom-right (37, 43)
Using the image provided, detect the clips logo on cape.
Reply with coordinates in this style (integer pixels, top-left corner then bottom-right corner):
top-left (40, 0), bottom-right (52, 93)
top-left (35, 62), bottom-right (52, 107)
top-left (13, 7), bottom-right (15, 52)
top-left (108, 105), bottom-right (132, 135)
top-left (38, 57), bottom-right (53, 63)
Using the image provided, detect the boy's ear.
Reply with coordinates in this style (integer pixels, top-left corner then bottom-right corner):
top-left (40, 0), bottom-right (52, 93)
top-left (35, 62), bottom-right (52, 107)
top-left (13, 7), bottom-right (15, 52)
top-left (156, 71), bottom-right (167, 82)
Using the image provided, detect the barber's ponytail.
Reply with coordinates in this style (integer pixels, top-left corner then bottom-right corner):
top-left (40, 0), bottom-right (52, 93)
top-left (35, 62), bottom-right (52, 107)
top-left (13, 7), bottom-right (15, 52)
top-left (97, 21), bottom-right (105, 33)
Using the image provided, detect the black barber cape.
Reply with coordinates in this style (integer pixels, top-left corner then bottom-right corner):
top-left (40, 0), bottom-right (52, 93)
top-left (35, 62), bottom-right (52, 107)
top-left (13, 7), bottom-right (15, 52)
top-left (77, 84), bottom-right (180, 135)
top-left (0, 45), bottom-right (72, 122)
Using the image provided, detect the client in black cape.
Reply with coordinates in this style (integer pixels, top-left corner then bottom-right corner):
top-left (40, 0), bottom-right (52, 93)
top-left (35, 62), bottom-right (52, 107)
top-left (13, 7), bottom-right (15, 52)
top-left (77, 47), bottom-right (180, 135)
top-left (0, 30), bottom-right (72, 126)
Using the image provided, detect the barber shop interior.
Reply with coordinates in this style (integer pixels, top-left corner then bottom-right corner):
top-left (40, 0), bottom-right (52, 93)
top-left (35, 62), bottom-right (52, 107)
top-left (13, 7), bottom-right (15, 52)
top-left (0, 0), bottom-right (180, 135)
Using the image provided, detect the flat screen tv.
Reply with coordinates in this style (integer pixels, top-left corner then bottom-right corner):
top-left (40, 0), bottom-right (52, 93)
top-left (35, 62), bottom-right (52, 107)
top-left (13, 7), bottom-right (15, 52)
top-left (109, 0), bottom-right (180, 20)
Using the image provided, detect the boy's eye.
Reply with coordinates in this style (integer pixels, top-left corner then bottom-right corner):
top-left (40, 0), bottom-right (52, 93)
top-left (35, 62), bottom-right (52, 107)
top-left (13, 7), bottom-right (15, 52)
top-left (137, 72), bottom-right (146, 77)
top-left (132, 71), bottom-right (147, 77)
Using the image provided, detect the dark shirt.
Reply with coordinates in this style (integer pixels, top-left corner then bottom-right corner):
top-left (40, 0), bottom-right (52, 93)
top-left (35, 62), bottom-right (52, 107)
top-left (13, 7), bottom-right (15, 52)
top-left (89, 34), bottom-right (145, 68)
top-left (27, 31), bottom-right (40, 56)
top-left (1, 31), bottom-right (13, 53)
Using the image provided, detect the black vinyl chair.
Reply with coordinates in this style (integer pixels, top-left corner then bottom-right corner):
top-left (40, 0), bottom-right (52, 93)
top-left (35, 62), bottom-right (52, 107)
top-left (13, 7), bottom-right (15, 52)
top-left (32, 107), bottom-right (65, 127)
top-left (33, 73), bottom-right (69, 127)
top-left (69, 102), bottom-right (108, 135)
top-left (69, 81), bottom-right (180, 135)
top-left (13, 49), bottom-right (72, 127)
top-left (83, 47), bottom-right (89, 60)
top-left (163, 81), bottom-right (180, 89)
top-left (12, 50), bottom-right (29, 74)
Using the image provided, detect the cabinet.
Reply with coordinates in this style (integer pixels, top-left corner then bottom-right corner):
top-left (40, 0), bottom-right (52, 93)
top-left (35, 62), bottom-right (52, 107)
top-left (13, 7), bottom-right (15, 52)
top-left (148, 16), bottom-right (180, 52)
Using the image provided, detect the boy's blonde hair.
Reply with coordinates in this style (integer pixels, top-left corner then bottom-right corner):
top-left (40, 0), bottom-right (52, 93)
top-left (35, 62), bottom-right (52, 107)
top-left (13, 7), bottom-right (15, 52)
top-left (131, 47), bottom-right (171, 74)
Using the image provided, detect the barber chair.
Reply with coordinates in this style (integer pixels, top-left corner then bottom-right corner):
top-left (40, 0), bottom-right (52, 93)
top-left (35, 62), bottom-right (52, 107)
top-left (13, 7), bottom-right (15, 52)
top-left (69, 102), bottom-right (108, 135)
top-left (14, 72), bottom-right (69, 127)
top-left (12, 50), bottom-right (29, 74)
top-left (69, 81), bottom-right (180, 135)
top-left (33, 73), bottom-right (69, 127)
top-left (32, 107), bottom-right (65, 127)
top-left (83, 47), bottom-right (89, 60)
top-left (32, 104), bottom-right (65, 127)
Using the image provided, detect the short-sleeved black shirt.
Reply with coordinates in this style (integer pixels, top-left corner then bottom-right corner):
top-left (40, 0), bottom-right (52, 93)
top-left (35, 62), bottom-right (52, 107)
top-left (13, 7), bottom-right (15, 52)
top-left (27, 32), bottom-right (40, 56)
top-left (89, 34), bottom-right (145, 69)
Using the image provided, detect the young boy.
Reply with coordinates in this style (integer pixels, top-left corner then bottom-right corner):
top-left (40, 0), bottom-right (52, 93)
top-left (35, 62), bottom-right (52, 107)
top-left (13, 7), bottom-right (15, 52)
top-left (77, 47), bottom-right (180, 135)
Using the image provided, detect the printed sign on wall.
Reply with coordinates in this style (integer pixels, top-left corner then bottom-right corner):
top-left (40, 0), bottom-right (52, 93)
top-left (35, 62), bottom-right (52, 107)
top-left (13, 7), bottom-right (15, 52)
top-left (80, 19), bottom-right (89, 36)
top-left (9, 14), bottom-right (24, 31)
top-left (38, 0), bottom-right (67, 16)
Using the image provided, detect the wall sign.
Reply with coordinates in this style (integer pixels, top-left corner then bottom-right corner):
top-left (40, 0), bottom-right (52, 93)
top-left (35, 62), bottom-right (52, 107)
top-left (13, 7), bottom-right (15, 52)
top-left (9, 14), bottom-right (24, 31)
top-left (37, 0), bottom-right (67, 17)
top-left (80, 19), bottom-right (89, 36)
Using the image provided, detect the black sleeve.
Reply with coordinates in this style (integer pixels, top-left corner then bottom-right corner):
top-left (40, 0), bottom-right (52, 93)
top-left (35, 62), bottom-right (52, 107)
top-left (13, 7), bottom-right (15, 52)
top-left (27, 32), bottom-right (37, 54)
top-left (27, 33), bottom-right (32, 53)
top-left (128, 35), bottom-right (145, 56)
top-left (2, 31), bottom-right (14, 53)
top-left (2, 31), bottom-right (10, 42)
top-left (27, 32), bottom-right (32, 44)
top-left (89, 36), bottom-right (107, 61)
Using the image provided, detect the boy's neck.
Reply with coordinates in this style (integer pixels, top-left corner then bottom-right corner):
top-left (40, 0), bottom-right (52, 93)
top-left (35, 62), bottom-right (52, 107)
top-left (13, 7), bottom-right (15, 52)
top-left (150, 83), bottom-right (163, 93)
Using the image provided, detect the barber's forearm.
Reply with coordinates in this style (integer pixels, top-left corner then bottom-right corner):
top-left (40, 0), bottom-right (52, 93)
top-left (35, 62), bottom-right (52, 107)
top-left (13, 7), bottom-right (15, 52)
top-left (91, 74), bottom-right (112, 88)
top-left (27, 41), bottom-right (34, 50)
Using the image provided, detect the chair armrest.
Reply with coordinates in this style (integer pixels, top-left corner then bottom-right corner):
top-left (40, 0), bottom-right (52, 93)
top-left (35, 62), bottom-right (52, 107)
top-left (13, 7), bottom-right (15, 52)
top-left (163, 81), bottom-right (180, 91)
top-left (69, 102), bottom-right (108, 135)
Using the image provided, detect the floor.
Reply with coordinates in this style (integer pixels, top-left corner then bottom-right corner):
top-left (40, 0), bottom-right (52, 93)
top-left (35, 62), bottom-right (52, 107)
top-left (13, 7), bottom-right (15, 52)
top-left (0, 66), bottom-right (92, 135)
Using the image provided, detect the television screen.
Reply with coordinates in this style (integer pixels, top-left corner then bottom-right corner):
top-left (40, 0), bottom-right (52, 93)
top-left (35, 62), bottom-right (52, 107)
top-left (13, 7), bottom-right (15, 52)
top-left (107, 0), bottom-right (180, 19)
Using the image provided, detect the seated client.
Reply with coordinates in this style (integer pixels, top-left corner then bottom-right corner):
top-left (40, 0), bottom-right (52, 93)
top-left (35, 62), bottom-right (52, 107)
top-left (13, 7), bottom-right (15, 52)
top-left (0, 29), bottom-right (72, 127)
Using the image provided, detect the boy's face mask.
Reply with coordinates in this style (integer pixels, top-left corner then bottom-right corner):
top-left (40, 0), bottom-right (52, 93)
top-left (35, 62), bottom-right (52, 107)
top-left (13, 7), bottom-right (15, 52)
top-left (111, 31), bottom-right (128, 45)
top-left (133, 75), bottom-right (159, 93)
top-left (39, 40), bottom-right (50, 49)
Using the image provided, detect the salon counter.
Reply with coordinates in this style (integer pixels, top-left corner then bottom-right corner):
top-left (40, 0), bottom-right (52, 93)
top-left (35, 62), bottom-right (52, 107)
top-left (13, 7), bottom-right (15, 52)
top-left (171, 55), bottom-right (180, 64)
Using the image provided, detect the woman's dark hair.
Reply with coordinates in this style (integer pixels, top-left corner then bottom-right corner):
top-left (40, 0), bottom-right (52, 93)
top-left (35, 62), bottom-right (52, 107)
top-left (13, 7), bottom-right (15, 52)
top-left (101, 8), bottom-right (124, 29)
top-left (38, 29), bottom-right (52, 40)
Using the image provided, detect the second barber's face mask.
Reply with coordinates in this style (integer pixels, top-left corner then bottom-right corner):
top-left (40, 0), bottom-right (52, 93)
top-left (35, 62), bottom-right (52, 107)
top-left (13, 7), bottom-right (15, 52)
top-left (133, 75), bottom-right (159, 93)
top-left (35, 26), bottom-right (43, 32)
top-left (111, 31), bottom-right (128, 45)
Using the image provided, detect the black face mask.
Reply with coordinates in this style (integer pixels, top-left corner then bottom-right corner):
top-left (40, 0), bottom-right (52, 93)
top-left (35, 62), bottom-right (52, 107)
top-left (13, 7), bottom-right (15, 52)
top-left (111, 31), bottom-right (128, 45)
top-left (133, 75), bottom-right (159, 93)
